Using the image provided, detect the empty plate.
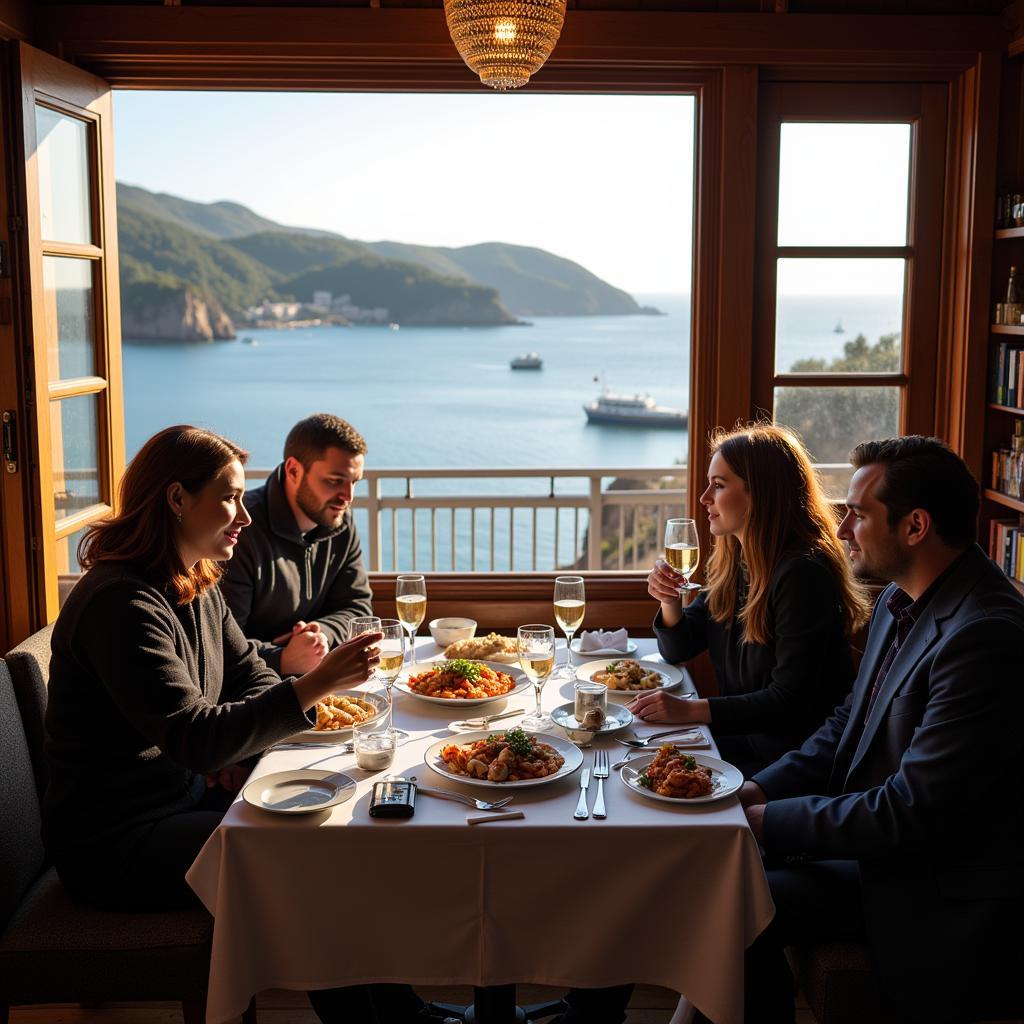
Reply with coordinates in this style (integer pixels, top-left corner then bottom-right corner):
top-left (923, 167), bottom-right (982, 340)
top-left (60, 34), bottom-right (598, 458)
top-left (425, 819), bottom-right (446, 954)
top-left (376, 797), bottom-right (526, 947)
top-left (242, 769), bottom-right (356, 815)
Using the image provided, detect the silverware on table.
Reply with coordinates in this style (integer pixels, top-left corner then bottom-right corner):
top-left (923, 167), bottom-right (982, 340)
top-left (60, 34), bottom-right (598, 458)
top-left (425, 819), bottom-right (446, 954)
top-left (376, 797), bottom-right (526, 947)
top-left (592, 749), bottom-right (609, 819)
top-left (614, 727), bottom-right (702, 749)
top-left (611, 750), bottom-right (645, 771)
top-left (449, 707), bottom-right (526, 730)
top-left (573, 767), bottom-right (591, 820)
top-left (272, 741), bottom-right (354, 751)
top-left (413, 784), bottom-right (514, 812)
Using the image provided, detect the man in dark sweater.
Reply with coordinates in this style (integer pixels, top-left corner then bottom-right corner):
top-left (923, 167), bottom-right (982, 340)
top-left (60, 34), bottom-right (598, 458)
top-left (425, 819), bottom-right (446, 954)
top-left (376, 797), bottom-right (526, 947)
top-left (220, 413), bottom-right (374, 676)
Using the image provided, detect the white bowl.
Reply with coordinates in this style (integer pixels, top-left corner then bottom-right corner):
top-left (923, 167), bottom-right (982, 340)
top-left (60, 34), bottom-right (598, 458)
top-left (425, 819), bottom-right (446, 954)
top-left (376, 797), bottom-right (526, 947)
top-left (428, 616), bottom-right (477, 646)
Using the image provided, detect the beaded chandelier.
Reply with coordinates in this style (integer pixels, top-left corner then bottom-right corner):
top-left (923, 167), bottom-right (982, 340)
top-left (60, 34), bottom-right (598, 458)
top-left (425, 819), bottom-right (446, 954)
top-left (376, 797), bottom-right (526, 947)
top-left (444, 0), bottom-right (567, 90)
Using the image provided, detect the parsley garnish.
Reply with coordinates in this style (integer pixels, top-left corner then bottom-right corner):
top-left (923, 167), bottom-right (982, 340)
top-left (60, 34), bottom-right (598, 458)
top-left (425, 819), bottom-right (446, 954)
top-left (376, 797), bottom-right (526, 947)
top-left (638, 770), bottom-right (652, 789)
top-left (442, 659), bottom-right (483, 681)
top-left (504, 727), bottom-right (534, 757)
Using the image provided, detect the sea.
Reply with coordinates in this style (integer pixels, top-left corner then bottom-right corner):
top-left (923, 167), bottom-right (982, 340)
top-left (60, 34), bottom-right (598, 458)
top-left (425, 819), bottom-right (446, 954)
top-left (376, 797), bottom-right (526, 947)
top-left (122, 292), bottom-right (903, 570)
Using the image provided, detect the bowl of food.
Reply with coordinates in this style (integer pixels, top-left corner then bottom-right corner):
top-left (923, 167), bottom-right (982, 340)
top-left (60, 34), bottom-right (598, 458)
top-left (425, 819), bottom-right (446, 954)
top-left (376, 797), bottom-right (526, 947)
top-left (429, 616), bottom-right (477, 647)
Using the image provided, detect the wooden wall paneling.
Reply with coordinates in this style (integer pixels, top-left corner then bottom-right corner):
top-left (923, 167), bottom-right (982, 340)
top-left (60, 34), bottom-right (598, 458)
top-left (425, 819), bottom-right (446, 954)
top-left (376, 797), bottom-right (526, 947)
top-left (34, 8), bottom-right (1008, 89)
top-left (935, 51), bottom-right (1002, 475)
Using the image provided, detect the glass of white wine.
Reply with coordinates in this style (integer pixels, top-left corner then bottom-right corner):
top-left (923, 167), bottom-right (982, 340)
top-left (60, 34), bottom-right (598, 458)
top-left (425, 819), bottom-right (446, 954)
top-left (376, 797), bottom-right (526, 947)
top-left (553, 575), bottom-right (585, 679)
top-left (664, 518), bottom-right (701, 594)
top-left (395, 574), bottom-right (427, 666)
top-left (517, 624), bottom-right (556, 732)
top-left (375, 618), bottom-right (408, 741)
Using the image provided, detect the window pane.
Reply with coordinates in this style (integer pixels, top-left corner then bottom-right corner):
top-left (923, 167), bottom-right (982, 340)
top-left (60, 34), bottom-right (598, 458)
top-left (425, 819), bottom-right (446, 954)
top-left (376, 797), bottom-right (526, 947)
top-left (43, 256), bottom-right (97, 381)
top-left (36, 105), bottom-right (92, 245)
top-left (778, 122), bottom-right (911, 247)
top-left (56, 526), bottom-right (90, 576)
top-left (50, 395), bottom-right (102, 520)
top-left (774, 385), bottom-right (900, 498)
top-left (775, 258), bottom-right (904, 375)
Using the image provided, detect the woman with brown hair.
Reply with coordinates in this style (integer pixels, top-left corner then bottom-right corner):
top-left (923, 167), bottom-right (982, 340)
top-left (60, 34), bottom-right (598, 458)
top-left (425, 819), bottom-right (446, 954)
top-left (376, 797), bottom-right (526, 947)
top-left (639, 422), bottom-right (869, 776)
top-left (42, 425), bottom-right (383, 910)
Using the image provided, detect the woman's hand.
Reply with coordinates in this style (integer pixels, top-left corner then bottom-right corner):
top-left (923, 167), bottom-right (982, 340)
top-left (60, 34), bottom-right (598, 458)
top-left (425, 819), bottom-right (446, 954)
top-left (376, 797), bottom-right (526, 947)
top-left (205, 762), bottom-right (253, 794)
top-left (292, 630), bottom-right (382, 711)
top-left (627, 689), bottom-right (709, 725)
top-left (648, 558), bottom-right (685, 604)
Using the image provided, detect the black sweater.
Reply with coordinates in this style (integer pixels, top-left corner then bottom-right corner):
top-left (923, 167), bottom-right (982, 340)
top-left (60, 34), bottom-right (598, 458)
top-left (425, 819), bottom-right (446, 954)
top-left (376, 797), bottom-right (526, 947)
top-left (219, 465), bottom-right (374, 674)
top-left (42, 561), bottom-right (311, 860)
top-left (653, 550), bottom-right (856, 762)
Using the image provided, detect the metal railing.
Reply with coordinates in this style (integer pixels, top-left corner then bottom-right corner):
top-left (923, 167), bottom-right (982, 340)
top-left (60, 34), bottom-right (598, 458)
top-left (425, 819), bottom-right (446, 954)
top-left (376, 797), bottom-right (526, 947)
top-left (246, 466), bottom-right (688, 573)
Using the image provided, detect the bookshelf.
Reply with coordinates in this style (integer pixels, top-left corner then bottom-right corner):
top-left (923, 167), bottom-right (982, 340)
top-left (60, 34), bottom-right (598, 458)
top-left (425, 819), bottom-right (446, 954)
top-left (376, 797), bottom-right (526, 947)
top-left (992, 324), bottom-right (1024, 335)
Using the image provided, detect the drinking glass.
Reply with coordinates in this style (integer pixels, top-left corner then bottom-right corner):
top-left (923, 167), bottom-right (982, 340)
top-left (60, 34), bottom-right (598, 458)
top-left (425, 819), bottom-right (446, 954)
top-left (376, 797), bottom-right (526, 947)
top-left (395, 575), bottom-right (427, 665)
top-left (553, 575), bottom-right (585, 679)
top-left (353, 715), bottom-right (396, 772)
top-left (517, 624), bottom-right (556, 732)
top-left (664, 518), bottom-right (700, 593)
top-left (374, 618), bottom-right (408, 740)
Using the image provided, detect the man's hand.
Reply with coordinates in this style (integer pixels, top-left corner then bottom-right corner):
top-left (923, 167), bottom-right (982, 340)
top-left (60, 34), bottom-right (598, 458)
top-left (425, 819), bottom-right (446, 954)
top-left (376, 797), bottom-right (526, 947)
top-left (205, 762), bottom-right (252, 794)
top-left (277, 621), bottom-right (329, 675)
top-left (745, 803), bottom-right (766, 845)
top-left (738, 780), bottom-right (767, 808)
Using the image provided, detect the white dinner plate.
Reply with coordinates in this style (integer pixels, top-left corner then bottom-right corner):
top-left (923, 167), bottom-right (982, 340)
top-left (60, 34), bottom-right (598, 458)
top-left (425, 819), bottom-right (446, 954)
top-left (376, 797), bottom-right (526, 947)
top-left (296, 690), bottom-right (388, 741)
top-left (394, 661), bottom-right (532, 707)
top-left (620, 752), bottom-right (743, 805)
top-left (570, 638), bottom-right (639, 657)
top-left (550, 701), bottom-right (634, 738)
top-left (424, 730), bottom-right (584, 789)
top-left (574, 658), bottom-right (682, 700)
top-left (242, 769), bottom-right (356, 814)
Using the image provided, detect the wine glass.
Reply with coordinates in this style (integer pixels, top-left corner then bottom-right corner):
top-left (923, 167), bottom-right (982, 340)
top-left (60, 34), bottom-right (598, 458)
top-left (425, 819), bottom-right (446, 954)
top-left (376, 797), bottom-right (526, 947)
top-left (517, 624), bottom-right (556, 732)
top-left (375, 618), bottom-right (408, 742)
top-left (553, 575), bottom-right (585, 679)
top-left (395, 575), bottom-right (426, 666)
top-left (664, 518), bottom-right (700, 594)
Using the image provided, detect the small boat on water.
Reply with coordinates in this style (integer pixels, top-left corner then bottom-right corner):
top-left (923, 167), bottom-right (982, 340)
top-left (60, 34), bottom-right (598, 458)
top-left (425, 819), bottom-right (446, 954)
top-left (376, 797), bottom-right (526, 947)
top-left (583, 390), bottom-right (688, 429)
top-left (510, 352), bottom-right (543, 370)
top-left (241, 336), bottom-right (258, 346)
top-left (833, 320), bottom-right (845, 333)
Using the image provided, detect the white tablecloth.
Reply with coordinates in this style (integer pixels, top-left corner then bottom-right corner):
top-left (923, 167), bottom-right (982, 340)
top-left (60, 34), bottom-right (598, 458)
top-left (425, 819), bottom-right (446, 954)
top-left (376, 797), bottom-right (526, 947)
top-left (187, 639), bottom-right (774, 1024)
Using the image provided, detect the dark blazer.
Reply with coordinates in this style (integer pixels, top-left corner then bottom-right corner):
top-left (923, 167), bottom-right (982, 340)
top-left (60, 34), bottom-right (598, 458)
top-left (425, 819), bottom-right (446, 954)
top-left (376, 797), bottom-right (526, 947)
top-left (220, 465), bottom-right (374, 674)
top-left (654, 549), bottom-right (856, 773)
top-left (754, 545), bottom-right (1024, 1022)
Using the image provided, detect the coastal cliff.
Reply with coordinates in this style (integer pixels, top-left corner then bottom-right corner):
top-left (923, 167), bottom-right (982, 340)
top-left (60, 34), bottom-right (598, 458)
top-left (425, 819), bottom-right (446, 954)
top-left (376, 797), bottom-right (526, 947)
top-left (120, 280), bottom-right (236, 342)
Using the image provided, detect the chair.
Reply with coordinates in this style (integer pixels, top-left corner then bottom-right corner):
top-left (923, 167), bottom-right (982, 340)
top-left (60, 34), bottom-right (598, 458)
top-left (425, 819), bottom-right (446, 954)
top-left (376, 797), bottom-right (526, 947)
top-left (4, 624), bottom-right (53, 800)
top-left (0, 658), bottom-right (255, 1024)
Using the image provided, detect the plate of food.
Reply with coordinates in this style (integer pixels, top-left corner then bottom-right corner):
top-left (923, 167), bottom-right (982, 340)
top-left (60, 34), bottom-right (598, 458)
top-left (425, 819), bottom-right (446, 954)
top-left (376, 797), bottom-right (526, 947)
top-left (394, 659), bottom-right (532, 707)
top-left (444, 632), bottom-right (520, 665)
top-left (425, 727), bottom-right (584, 789)
top-left (620, 746), bottom-right (743, 804)
top-left (297, 691), bottom-right (389, 741)
top-left (550, 701), bottom-right (634, 740)
top-left (574, 658), bottom-right (683, 699)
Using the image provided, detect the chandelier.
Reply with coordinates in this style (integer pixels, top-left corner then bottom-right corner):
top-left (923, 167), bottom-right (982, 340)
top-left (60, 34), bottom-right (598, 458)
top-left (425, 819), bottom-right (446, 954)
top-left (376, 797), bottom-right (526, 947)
top-left (444, 0), bottom-right (567, 91)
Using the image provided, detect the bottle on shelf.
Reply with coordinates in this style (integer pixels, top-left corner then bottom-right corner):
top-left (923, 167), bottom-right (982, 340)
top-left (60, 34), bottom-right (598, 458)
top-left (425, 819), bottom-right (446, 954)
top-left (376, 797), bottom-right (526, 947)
top-left (1006, 266), bottom-right (1021, 326)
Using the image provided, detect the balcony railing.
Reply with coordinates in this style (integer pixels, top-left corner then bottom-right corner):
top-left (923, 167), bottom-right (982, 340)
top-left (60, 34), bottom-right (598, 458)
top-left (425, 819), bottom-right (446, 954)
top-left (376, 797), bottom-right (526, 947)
top-left (245, 466), bottom-right (687, 573)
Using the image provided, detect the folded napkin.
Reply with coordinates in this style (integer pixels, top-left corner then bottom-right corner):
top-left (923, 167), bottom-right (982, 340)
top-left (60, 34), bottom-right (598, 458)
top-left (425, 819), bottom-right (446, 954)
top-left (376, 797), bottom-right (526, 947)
top-left (578, 628), bottom-right (629, 652)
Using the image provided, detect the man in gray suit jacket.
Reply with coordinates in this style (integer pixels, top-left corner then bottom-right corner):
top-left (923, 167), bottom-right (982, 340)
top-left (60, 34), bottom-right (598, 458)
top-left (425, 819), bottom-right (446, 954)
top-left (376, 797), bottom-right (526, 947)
top-left (735, 437), bottom-right (1024, 1024)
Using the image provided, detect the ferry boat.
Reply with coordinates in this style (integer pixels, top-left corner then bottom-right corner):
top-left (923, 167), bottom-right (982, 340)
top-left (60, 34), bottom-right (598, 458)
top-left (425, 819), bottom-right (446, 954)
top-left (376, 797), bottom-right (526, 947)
top-left (510, 352), bottom-right (543, 369)
top-left (583, 390), bottom-right (688, 428)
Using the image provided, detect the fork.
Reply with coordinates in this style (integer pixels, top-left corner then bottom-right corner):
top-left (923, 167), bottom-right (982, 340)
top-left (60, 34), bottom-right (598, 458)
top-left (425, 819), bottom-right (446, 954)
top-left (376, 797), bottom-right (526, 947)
top-left (412, 783), bottom-right (514, 812)
top-left (592, 749), bottom-right (609, 819)
top-left (614, 727), bottom-right (702, 749)
top-left (449, 707), bottom-right (526, 730)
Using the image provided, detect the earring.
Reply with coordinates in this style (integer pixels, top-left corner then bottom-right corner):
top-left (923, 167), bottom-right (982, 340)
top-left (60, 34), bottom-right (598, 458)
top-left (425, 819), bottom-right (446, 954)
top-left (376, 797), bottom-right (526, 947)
top-left (175, 512), bottom-right (183, 524)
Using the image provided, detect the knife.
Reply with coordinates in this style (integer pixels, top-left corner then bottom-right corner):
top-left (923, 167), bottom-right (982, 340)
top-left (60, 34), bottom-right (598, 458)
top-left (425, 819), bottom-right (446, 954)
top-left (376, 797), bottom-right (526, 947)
top-left (573, 767), bottom-right (591, 820)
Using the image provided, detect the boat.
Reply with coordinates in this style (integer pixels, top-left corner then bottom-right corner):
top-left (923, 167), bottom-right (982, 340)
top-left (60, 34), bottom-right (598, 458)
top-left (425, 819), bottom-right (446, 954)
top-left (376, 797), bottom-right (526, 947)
top-left (833, 320), bottom-right (845, 333)
top-left (583, 390), bottom-right (688, 428)
top-left (388, 322), bottom-right (400, 331)
top-left (510, 352), bottom-right (543, 369)
top-left (240, 336), bottom-right (258, 346)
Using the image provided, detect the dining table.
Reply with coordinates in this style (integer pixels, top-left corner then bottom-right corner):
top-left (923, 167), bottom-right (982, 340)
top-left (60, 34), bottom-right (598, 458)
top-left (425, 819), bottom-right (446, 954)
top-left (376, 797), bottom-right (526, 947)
top-left (186, 637), bottom-right (775, 1024)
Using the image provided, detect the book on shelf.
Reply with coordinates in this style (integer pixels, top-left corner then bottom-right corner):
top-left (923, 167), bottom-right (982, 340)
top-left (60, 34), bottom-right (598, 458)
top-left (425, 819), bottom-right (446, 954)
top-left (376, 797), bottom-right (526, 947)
top-left (991, 419), bottom-right (1024, 496)
top-left (989, 516), bottom-right (1024, 583)
top-left (990, 341), bottom-right (1024, 406)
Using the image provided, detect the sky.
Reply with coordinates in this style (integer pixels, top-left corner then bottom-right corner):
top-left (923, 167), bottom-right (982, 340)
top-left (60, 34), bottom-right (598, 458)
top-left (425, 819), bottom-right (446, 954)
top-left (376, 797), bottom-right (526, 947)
top-left (112, 93), bottom-right (911, 297)
top-left (113, 92), bottom-right (695, 296)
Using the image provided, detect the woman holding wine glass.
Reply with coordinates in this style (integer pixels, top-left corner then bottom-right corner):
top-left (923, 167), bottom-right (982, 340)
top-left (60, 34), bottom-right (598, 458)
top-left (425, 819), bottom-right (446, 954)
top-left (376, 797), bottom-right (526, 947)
top-left (638, 423), bottom-right (869, 776)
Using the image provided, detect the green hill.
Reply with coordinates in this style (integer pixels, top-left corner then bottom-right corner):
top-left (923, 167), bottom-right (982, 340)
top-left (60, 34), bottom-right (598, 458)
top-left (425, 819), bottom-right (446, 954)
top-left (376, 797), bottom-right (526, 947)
top-left (117, 183), bottom-right (656, 319)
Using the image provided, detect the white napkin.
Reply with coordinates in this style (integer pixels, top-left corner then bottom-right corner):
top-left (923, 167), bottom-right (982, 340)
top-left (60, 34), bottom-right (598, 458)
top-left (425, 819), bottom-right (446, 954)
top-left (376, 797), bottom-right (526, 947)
top-left (578, 628), bottom-right (630, 652)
